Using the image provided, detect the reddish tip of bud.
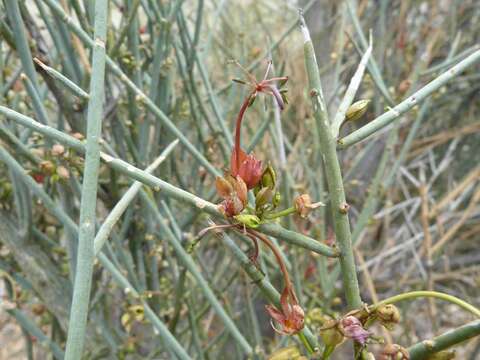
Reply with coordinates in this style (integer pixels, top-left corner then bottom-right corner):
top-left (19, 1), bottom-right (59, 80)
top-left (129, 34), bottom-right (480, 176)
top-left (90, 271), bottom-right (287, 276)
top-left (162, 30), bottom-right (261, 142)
top-left (238, 154), bottom-right (262, 189)
top-left (32, 173), bottom-right (45, 184)
top-left (231, 148), bottom-right (263, 189)
top-left (218, 196), bottom-right (244, 217)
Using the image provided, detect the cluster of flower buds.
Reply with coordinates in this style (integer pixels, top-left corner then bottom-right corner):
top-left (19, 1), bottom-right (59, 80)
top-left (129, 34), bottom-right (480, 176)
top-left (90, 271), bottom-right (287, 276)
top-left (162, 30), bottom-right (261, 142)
top-left (210, 61), bottom-right (311, 337)
top-left (31, 144), bottom-right (72, 183)
top-left (253, 164), bottom-right (281, 215)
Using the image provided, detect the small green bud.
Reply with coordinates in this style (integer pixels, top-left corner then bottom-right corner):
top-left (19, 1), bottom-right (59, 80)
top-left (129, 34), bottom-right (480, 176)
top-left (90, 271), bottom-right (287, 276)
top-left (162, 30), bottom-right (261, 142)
top-left (234, 214), bottom-right (261, 228)
top-left (360, 350), bottom-right (376, 360)
top-left (273, 191), bottom-right (281, 208)
top-left (255, 187), bottom-right (272, 208)
top-left (261, 165), bottom-right (276, 189)
top-left (376, 304), bottom-right (400, 330)
top-left (345, 99), bottom-right (370, 123)
top-left (248, 93), bottom-right (257, 107)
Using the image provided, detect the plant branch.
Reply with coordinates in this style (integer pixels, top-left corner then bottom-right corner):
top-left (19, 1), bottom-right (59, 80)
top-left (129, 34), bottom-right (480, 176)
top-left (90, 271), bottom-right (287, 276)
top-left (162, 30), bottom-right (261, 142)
top-left (300, 12), bottom-right (362, 309)
top-left (370, 291), bottom-right (480, 318)
top-left (339, 48), bottom-right (480, 148)
top-left (408, 320), bottom-right (480, 359)
top-left (64, 1), bottom-right (108, 358)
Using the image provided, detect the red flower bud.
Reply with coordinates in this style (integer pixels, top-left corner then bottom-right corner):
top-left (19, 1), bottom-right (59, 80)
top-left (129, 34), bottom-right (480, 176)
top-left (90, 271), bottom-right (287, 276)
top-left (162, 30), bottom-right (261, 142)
top-left (231, 148), bottom-right (262, 189)
top-left (238, 154), bottom-right (262, 189)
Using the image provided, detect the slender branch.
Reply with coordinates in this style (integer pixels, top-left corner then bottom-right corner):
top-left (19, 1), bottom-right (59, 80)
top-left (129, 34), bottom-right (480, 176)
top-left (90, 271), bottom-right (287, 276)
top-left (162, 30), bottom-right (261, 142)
top-left (64, 1), bottom-right (108, 358)
top-left (370, 290), bottom-right (480, 318)
top-left (331, 33), bottom-right (372, 138)
top-left (33, 57), bottom-right (89, 99)
top-left (93, 140), bottom-right (179, 255)
top-left (4, 0), bottom-right (41, 92)
top-left (408, 320), bottom-right (480, 359)
top-left (300, 13), bottom-right (362, 309)
top-left (339, 48), bottom-right (480, 148)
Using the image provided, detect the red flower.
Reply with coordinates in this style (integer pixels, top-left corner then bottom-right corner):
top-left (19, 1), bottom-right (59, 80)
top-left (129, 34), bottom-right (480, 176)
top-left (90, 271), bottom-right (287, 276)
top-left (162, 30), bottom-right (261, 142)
top-left (265, 287), bottom-right (305, 335)
top-left (230, 148), bottom-right (262, 189)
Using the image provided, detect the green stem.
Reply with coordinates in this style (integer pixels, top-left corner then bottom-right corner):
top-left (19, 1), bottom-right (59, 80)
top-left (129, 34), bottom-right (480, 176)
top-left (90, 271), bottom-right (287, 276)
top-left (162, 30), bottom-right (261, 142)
top-left (370, 291), bottom-right (480, 318)
top-left (93, 140), bottom-right (179, 254)
top-left (339, 48), bottom-right (480, 148)
top-left (264, 206), bottom-right (296, 220)
top-left (408, 320), bottom-right (480, 359)
top-left (64, 1), bottom-right (108, 358)
top-left (300, 14), bottom-right (362, 310)
top-left (298, 331), bottom-right (314, 354)
top-left (4, 0), bottom-right (41, 92)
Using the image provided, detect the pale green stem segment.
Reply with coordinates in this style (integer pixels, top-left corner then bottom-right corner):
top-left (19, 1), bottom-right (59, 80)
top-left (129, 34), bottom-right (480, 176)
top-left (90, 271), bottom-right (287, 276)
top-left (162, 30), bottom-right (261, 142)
top-left (370, 291), bottom-right (480, 318)
top-left (408, 320), bottom-right (480, 359)
top-left (4, 0), bottom-right (41, 92)
top-left (331, 34), bottom-right (372, 138)
top-left (300, 14), bottom-right (362, 310)
top-left (339, 48), bottom-right (480, 148)
top-left (33, 57), bottom-right (90, 99)
top-left (264, 206), bottom-right (296, 220)
top-left (93, 139), bottom-right (179, 255)
top-left (64, 1), bottom-right (108, 359)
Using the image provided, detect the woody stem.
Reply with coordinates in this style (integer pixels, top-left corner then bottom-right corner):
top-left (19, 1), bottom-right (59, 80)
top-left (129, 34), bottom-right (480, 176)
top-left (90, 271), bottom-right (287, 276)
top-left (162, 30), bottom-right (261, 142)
top-left (234, 91), bottom-right (255, 170)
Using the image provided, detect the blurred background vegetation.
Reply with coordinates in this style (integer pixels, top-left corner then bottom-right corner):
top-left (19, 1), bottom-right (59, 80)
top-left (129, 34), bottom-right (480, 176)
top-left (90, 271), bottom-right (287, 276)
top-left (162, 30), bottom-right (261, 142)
top-left (0, 0), bottom-right (479, 359)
